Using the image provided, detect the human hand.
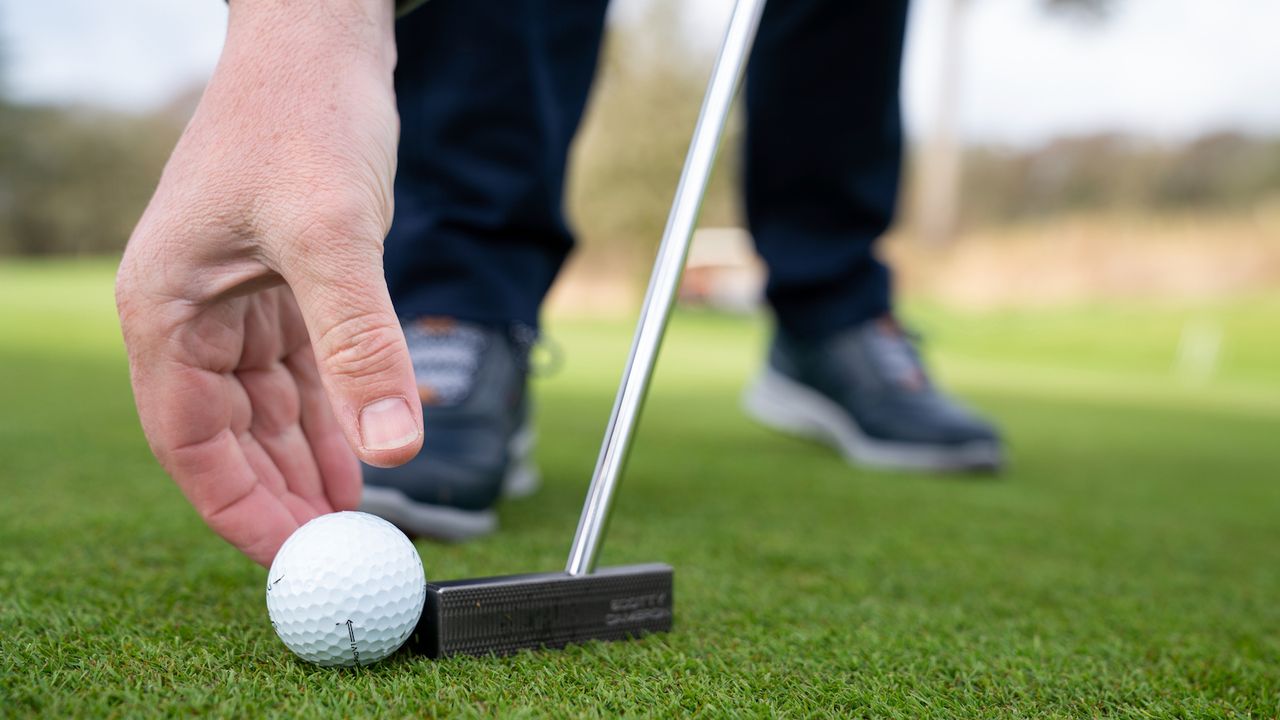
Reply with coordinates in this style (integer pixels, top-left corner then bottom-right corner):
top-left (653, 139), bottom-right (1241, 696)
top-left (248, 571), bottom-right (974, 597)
top-left (116, 0), bottom-right (420, 566)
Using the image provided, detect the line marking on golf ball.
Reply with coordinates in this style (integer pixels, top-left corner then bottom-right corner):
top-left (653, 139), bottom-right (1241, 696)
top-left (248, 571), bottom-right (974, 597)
top-left (338, 619), bottom-right (360, 665)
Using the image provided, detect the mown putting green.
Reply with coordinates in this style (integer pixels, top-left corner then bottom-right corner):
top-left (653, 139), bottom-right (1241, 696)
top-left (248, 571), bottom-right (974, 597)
top-left (2, 260), bottom-right (1277, 717)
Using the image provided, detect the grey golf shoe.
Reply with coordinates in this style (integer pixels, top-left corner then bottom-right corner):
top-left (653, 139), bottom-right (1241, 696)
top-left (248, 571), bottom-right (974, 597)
top-left (743, 316), bottom-right (1003, 472)
top-left (360, 318), bottom-right (538, 542)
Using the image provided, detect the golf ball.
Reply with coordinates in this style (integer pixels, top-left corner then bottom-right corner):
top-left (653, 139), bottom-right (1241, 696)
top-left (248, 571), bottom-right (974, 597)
top-left (266, 511), bottom-right (426, 667)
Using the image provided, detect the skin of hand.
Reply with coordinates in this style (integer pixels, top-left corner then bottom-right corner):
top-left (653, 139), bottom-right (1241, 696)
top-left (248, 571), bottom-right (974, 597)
top-left (115, 0), bottom-right (421, 567)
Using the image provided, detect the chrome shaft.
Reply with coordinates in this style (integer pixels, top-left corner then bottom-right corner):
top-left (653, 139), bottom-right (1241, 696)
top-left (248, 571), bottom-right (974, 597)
top-left (566, 0), bottom-right (768, 576)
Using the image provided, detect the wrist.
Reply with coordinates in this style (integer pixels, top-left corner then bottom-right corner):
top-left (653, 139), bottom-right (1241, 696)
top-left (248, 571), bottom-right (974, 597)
top-left (224, 0), bottom-right (397, 77)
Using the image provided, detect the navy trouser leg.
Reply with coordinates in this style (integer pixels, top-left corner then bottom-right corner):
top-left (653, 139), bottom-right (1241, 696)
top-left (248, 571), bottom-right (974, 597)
top-left (385, 0), bottom-right (610, 328)
top-left (746, 0), bottom-right (910, 340)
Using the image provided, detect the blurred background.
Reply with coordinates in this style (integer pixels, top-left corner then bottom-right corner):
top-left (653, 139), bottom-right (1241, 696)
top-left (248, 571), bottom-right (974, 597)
top-left (3, 0), bottom-right (1277, 395)
top-left (3, 0), bottom-right (1278, 294)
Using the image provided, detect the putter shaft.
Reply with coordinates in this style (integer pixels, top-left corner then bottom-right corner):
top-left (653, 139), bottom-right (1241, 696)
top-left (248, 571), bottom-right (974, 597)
top-left (565, 0), bottom-right (769, 577)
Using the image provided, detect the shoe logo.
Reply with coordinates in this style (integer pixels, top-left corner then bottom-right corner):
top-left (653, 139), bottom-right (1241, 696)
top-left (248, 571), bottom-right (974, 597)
top-left (419, 385), bottom-right (441, 406)
top-left (405, 318), bottom-right (487, 406)
top-left (414, 317), bottom-right (457, 333)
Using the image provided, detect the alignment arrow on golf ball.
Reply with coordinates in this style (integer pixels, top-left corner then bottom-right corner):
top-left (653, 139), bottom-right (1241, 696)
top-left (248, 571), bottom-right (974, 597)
top-left (266, 512), bottom-right (426, 667)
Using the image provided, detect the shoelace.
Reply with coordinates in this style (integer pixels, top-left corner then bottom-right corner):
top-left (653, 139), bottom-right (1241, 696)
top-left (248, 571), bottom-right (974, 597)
top-left (867, 317), bottom-right (932, 392)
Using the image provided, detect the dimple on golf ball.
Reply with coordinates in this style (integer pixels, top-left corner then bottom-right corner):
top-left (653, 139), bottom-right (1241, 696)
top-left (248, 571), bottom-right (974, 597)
top-left (266, 511), bottom-right (426, 667)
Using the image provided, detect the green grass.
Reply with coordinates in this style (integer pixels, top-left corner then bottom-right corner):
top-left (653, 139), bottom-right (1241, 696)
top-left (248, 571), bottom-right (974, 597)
top-left (2, 259), bottom-right (1278, 718)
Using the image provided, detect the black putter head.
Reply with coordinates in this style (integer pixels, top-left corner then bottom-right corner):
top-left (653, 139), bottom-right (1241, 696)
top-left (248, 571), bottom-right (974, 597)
top-left (411, 563), bottom-right (673, 658)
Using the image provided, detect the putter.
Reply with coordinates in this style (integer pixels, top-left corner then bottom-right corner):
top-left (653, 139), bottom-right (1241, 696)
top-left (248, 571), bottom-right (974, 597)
top-left (412, 0), bottom-right (768, 659)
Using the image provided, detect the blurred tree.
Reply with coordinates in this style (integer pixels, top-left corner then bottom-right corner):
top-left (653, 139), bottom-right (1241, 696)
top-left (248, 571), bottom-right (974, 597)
top-left (3, 1), bottom-right (1276, 260)
top-left (953, 132), bottom-right (1280, 224)
top-left (916, 0), bottom-right (1119, 246)
top-left (916, 0), bottom-right (972, 247)
top-left (567, 0), bottom-right (743, 278)
top-left (0, 101), bottom-right (181, 255)
top-left (1043, 0), bottom-right (1116, 21)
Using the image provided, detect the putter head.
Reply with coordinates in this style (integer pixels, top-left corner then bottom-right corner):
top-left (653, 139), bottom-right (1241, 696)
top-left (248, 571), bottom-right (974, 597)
top-left (412, 563), bottom-right (673, 658)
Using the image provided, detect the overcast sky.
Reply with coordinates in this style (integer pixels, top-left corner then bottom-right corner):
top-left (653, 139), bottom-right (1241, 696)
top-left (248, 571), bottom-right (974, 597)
top-left (2, 0), bottom-right (1278, 146)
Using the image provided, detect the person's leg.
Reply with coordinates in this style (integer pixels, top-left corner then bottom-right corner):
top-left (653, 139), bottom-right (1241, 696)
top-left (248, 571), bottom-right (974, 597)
top-left (745, 0), bottom-right (907, 340)
top-left (363, 0), bottom-right (611, 539)
top-left (385, 0), bottom-right (610, 329)
top-left (742, 0), bottom-right (1003, 472)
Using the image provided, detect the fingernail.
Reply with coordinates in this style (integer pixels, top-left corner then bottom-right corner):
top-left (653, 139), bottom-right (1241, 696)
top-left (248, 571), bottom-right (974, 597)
top-left (359, 397), bottom-right (419, 451)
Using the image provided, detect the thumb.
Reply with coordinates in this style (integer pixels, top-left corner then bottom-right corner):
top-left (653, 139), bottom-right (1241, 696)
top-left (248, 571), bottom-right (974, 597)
top-left (283, 230), bottom-right (423, 468)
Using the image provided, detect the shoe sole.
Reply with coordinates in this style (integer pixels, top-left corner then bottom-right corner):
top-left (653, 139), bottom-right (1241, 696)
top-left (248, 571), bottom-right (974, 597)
top-left (360, 485), bottom-right (498, 542)
top-left (743, 368), bottom-right (1003, 473)
top-left (360, 422), bottom-right (540, 541)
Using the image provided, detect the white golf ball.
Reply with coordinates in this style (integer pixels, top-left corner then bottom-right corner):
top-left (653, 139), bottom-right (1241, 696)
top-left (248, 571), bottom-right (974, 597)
top-left (266, 511), bottom-right (426, 667)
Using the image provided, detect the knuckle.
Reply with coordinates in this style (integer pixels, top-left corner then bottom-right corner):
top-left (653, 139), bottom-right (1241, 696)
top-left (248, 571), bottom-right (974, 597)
top-left (113, 251), bottom-right (158, 340)
top-left (114, 268), bottom-right (136, 317)
top-left (292, 189), bottom-right (387, 242)
top-left (316, 313), bottom-right (404, 383)
top-left (277, 213), bottom-right (384, 273)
